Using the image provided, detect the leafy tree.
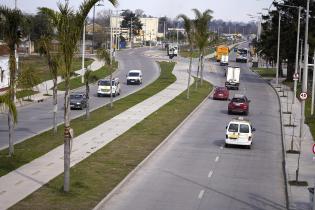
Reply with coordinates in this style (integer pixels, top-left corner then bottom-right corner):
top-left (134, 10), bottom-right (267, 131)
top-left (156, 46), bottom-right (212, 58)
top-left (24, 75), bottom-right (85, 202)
top-left (0, 6), bottom-right (25, 156)
top-left (120, 10), bottom-right (143, 41)
top-left (39, 0), bottom-right (118, 192)
top-left (17, 65), bottom-right (40, 100)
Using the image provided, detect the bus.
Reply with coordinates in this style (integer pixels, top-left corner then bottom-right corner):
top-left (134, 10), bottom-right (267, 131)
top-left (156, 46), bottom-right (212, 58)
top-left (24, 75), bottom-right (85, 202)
top-left (215, 45), bottom-right (229, 62)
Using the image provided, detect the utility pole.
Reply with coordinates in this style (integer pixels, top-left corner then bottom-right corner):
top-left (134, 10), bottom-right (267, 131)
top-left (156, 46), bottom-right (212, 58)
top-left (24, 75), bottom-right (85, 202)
top-left (311, 50), bottom-right (315, 115)
top-left (275, 12), bottom-right (281, 85)
top-left (299, 39), bottom-right (303, 83)
top-left (293, 7), bottom-right (301, 104)
top-left (81, 21), bottom-right (86, 83)
top-left (92, 5), bottom-right (96, 54)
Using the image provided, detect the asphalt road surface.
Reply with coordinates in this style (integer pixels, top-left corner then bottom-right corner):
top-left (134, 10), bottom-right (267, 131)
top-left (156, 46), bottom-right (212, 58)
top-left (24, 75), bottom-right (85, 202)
top-left (97, 44), bottom-right (287, 210)
top-left (0, 47), bottom-right (160, 149)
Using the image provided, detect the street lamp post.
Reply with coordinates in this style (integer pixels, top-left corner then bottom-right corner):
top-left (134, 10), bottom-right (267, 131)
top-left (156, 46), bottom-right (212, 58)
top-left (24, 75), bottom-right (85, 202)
top-left (275, 11), bottom-right (281, 86)
top-left (81, 20), bottom-right (86, 83)
top-left (293, 7), bottom-right (302, 104)
top-left (92, 5), bottom-right (95, 54)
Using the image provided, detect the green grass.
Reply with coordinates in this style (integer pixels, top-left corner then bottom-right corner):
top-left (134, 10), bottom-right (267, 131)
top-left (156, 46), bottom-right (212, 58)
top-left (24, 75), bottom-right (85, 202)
top-left (0, 61), bottom-right (176, 177)
top-left (57, 62), bottom-right (118, 91)
top-left (252, 67), bottom-right (276, 77)
top-left (19, 56), bottom-right (94, 85)
top-left (16, 90), bottom-right (39, 99)
top-left (180, 47), bottom-right (215, 58)
top-left (11, 76), bottom-right (212, 210)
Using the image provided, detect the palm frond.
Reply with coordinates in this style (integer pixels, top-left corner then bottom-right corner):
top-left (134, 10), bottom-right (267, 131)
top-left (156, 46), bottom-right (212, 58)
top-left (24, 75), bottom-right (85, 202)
top-left (0, 92), bottom-right (17, 123)
top-left (97, 48), bottom-right (111, 66)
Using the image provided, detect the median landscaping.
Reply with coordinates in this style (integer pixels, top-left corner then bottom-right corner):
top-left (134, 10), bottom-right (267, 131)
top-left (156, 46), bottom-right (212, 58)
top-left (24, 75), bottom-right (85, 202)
top-left (0, 61), bottom-right (175, 177)
top-left (11, 69), bottom-right (212, 210)
top-left (252, 67), bottom-right (276, 77)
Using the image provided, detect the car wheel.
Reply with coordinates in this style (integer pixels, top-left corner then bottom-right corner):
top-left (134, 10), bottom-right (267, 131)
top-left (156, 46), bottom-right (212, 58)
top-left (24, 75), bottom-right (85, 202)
top-left (80, 105), bottom-right (83, 110)
top-left (225, 143), bottom-right (229, 148)
top-left (228, 110), bottom-right (232, 115)
top-left (247, 145), bottom-right (251, 149)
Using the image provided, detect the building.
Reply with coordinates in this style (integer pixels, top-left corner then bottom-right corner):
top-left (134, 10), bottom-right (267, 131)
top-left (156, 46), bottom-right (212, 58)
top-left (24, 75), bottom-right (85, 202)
top-left (0, 56), bottom-right (9, 91)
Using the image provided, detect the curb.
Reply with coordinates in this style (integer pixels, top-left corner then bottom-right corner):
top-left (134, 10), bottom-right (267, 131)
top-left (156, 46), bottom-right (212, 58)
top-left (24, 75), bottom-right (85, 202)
top-left (93, 82), bottom-right (213, 210)
top-left (251, 70), bottom-right (290, 210)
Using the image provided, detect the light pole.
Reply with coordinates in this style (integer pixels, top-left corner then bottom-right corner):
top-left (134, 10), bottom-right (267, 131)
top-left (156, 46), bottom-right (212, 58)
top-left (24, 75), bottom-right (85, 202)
top-left (81, 20), bottom-right (86, 83)
top-left (275, 11), bottom-right (281, 85)
top-left (92, 5), bottom-right (95, 54)
top-left (293, 6), bottom-right (302, 104)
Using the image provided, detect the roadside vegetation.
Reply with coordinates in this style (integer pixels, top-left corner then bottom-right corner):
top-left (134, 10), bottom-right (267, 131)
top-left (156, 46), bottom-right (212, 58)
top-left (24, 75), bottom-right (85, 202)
top-left (252, 67), bottom-right (276, 77)
top-left (11, 67), bottom-right (212, 210)
top-left (0, 61), bottom-right (175, 177)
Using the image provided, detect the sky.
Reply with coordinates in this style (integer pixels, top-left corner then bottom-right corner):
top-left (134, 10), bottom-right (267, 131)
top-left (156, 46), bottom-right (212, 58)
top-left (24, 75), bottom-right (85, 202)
top-left (1, 0), bottom-right (274, 22)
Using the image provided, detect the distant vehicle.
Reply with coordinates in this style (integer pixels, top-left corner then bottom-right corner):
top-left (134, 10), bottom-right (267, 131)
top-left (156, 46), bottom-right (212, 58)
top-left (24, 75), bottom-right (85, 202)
top-left (97, 78), bottom-right (121, 97)
top-left (126, 70), bottom-right (143, 85)
top-left (225, 117), bottom-right (255, 149)
top-left (233, 47), bottom-right (238, 52)
top-left (213, 86), bottom-right (229, 100)
top-left (70, 92), bottom-right (87, 110)
top-left (225, 66), bottom-right (240, 90)
top-left (236, 48), bottom-right (248, 63)
top-left (220, 54), bottom-right (229, 66)
top-left (215, 45), bottom-right (229, 62)
top-left (228, 94), bottom-right (250, 115)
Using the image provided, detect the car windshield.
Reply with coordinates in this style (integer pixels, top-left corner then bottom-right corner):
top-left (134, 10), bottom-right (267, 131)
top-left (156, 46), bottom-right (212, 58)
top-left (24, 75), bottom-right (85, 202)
top-left (217, 87), bottom-right (226, 91)
top-left (228, 123), bottom-right (239, 132)
top-left (98, 80), bottom-right (114, 86)
top-left (129, 72), bottom-right (139, 76)
top-left (240, 124), bottom-right (250, 133)
top-left (238, 49), bottom-right (248, 55)
top-left (70, 94), bottom-right (83, 99)
top-left (232, 98), bottom-right (245, 103)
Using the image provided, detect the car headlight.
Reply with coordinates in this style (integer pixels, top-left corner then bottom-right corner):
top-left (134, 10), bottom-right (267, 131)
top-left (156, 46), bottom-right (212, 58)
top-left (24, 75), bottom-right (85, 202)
top-left (76, 102), bottom-right (81, 105)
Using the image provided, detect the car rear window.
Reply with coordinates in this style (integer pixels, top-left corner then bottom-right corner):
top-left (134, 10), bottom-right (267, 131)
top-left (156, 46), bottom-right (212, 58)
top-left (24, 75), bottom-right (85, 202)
top-left (70, 95), bottom-right (83, 99)
top-left (228, 123), bottom-right (238, 132)
top-left (240, 124), bottom-right (250, 133)
top-left (129, 72), bottom-right (139, 76)
top-left (98, 80), bottom-right (114, 86)
top-left (232, 98), bottom-right (245, 103)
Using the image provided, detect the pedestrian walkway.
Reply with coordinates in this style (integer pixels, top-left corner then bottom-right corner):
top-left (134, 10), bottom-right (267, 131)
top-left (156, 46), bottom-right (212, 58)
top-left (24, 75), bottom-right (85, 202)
top-left (0, 58), bottom-right (193, 210)
top-left (266, 79), bottom-right (315, 210)
top-left (15, 56), bottom-right (104, 107)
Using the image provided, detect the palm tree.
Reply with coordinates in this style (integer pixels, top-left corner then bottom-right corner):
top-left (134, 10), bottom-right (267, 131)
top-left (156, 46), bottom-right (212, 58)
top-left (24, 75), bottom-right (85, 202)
top-left (177, 14), bottom-right (194, 99)
top-left (0, 92), bottom-right (17, 125)
top-left (192, 9), bottom-right (213, 87)
top-left (96, 48), bottom-right (113, 107)
top-left (84, 69), bottom-right (98, 119)
top-left (39, 35), bottom-right (60, 134)
top-left (39, 0), bottom-right (118, 192)
top-left (0, 6), bottom-right (25, 156)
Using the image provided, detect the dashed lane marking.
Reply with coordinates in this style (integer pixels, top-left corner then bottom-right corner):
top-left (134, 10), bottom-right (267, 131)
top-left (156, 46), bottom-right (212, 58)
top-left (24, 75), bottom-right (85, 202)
top-left (208, 170), bottom-right (213, 178)
top-left (198, 190), bottom-right (205, 199)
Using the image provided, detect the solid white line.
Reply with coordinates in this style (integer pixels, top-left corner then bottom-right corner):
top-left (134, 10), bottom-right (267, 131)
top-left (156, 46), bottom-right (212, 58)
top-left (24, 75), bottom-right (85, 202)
top-left (215, 156), bottom-right (219, 162)
top-left (198, 190), bottom-right (205, 199)
top-left (208, 170), bottom-right (213, 178)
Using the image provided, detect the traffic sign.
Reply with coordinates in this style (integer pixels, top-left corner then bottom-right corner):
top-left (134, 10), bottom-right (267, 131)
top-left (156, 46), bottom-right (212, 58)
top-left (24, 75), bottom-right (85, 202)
top-left (293, 73), bottom-right (299, 81)
top-left (300, 92), bottom-right (308, 100)
top-left (313, 144), bottom-right (315, 154)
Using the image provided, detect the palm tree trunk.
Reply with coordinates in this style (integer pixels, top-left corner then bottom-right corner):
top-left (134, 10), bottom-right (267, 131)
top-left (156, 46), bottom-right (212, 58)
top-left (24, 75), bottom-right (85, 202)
top-left (8, 110), bottom-right (14, 156)
top-left (195, 55), bottom-right (201, 89)
top-left (109, 70), bottom-right (113, 108)
top-left (63, 78), bottom-right (71, 192)
top-left (53, 78), bottom-right (57, 134)
top-left (200, 53), bottom-right (204, 86)
top-left (187, 49), bottom-right (193, 99)
top-left (8, 50), bottom-right (16, 156)
top-left (85, 82), bottom-right (90, 119)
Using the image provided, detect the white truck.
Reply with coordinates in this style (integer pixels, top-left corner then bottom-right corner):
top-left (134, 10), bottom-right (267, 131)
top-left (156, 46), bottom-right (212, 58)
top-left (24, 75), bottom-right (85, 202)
top-left (225, 66), bottom-right (240, 90)
top-left (220, 54), bottom-right (229, 66)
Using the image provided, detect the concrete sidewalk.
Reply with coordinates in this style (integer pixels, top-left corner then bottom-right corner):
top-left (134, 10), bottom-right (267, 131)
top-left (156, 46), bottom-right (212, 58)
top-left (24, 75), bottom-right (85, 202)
top-left (267, 79), bottom-right (315, 210)
top-left (15, 56), bottom-right (104, 107)
top-left (0, 58), bottom-right (193, 210)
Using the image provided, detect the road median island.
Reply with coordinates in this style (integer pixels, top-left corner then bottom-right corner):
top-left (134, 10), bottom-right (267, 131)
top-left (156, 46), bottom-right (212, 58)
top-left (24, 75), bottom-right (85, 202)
top-left (11, 78), bottom-right (212, 210)
top-left (0, 62), bottom-right (175, 177)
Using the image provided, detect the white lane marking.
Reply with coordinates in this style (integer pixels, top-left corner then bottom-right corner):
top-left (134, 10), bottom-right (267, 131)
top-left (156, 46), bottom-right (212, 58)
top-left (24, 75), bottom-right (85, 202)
top-left (208, 170), bottom-right (213, 178)
top-left (220, 145), bottom-right (224, 149)
top-left (215, 156), bottom-right (219, 162)
top-left (198, 190), bottom-right (205, 199)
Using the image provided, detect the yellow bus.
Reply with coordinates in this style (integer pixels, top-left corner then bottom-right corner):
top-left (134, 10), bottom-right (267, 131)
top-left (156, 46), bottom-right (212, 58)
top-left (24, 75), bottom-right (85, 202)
top-left (215, 45), bottom-right (229, 62)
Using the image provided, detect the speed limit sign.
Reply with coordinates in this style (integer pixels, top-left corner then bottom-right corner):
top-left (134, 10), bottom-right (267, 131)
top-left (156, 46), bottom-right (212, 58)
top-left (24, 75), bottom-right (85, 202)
top-left (293, 73), bottom-right (299, 81)
top-left (300, 92), bottom-right (308, 100)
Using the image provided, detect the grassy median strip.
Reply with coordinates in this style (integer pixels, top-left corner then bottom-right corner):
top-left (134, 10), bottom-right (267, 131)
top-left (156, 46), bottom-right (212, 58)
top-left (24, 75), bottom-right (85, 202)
top-left (0, 62), bottom-right (175, 177)
top-left (252, 67), bottom-right (276, 77)
top-left (11, 79), bottom-right (212, 210)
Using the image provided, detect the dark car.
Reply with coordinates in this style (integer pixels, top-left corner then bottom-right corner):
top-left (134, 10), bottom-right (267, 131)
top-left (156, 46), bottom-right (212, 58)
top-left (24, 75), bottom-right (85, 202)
top-left (213, 86), bottom-right (229, 100)
top-left (70, 93), bottom-right (87, 110)
top-left (228, 94), bottom-right (250, 115)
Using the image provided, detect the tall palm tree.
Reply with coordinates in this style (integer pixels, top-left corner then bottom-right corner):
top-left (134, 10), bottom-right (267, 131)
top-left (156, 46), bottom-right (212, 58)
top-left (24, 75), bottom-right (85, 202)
top-left (39, 35), bottom-right (60, 134)
top-left (0, 6), bottom-right (24, 156)
top-left (96, 48), bottom-right (113, 107)
top-left (192, 9), bottom-right (213, 86)
top-left (0, 92), bottom-right (17, 125)
top-left (84, 68), bottom-right (98, 119)
top-left (177, 14), bottom-right (194, 99)
top-left (39, 0), bottom-right (117, 192)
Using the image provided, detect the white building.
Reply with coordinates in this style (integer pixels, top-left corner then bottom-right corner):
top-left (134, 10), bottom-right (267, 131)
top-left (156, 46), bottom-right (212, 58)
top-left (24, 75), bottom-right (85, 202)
top-left (0, 56), bottom-right (9, 91)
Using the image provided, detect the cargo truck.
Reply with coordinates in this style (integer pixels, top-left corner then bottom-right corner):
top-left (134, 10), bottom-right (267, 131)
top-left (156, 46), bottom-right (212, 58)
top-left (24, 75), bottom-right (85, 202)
top-left (215, 45), bottom-right (229, 62)
top-left (225, 66), bottom-right (240, 90)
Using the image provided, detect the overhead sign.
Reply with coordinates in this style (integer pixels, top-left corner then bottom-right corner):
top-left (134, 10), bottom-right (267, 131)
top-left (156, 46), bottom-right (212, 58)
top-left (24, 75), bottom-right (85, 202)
top-left (313, 144), bottom-right (315, 154)
top-left (300, 92), bottom-right (308, 100)
top-left (293, 73), bottom-right (299, 81)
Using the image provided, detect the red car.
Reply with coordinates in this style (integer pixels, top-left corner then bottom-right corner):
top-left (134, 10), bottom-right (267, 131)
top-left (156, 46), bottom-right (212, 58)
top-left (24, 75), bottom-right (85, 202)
top-left (213, 86), bottom-right (229, 100)
top-left (228, 94), bottom-right (250, 115)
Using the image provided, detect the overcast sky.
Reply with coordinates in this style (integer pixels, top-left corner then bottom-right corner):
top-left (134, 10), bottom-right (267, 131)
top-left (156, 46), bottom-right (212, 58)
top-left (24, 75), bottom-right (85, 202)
top-left (1, 0), bottom-right (274, 22)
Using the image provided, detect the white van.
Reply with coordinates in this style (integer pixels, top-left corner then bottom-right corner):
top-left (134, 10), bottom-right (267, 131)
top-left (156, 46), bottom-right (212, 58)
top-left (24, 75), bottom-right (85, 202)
top-left (126, 70), bottom-right (143, 85)
top-left (97, 78), bottom-right (121, 97)
top-left (225, 117), bottom-right (256, 149)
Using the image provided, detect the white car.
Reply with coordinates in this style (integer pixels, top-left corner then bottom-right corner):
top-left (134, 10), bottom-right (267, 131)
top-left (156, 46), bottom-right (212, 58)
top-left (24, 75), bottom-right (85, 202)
top-left (225, 117), bottom-right (256, 149)
top-left (97, 78), bottom-right (121, 97)
top-left (127, 70), bottom-right (143, 85)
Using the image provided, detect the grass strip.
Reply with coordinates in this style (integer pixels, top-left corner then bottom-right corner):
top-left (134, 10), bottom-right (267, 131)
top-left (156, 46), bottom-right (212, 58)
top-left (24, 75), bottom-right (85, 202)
top-left (11, 76), bottom-right (212, 210)
top-left (252, 67), bottom-right (276, 77)
top-left (16, 90), bottom-right (39, 99)
top-left (0, 62), bottom-right (175, 177)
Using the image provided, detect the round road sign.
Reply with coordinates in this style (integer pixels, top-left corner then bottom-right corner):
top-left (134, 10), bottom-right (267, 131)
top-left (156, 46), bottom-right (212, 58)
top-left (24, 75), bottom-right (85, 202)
top-left (313, 144), bottom-right (315, 154)
top-left (300, 92), bottom-right (308, 100)
top-left (293, 73), bottom-right (299, 80)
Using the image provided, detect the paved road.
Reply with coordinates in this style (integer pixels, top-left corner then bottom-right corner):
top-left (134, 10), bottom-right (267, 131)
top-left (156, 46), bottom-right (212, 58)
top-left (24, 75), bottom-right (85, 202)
top-left (0, 47), bottom-right (160, 149)
top-left (96, 44), bottom-right (287, 210)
